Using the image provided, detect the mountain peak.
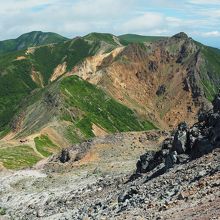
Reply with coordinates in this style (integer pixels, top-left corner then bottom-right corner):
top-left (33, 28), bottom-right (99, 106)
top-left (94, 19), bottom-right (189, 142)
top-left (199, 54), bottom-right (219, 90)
top-left (172, 32), bottom-right (189, 39)
top-left (0, 31), bottom-right (68, 54)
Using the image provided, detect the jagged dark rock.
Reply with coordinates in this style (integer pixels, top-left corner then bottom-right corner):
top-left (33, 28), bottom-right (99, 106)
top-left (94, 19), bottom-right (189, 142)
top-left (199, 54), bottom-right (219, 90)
top-left (172, 129), bottom-right (188, 154)
top-left (59, 149), bottom-right (70, 163)
top-left (191, 137), bottom-right (213, 159)
top-left (165, 151), bottom-right (177, 169)
top-left (136, 91), bottom-right (220, 175)
top-left (136, 151), bottom-right (164, 174)
top-left (176, 43), bottom-right (188, 63)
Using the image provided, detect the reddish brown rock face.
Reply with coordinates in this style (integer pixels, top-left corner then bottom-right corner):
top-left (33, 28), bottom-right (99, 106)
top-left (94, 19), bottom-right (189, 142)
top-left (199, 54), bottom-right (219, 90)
top-left (73, 36), bottom-right (207, 129)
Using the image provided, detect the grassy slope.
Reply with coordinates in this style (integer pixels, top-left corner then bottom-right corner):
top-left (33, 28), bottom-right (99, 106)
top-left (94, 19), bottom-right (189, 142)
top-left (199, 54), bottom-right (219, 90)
top-left (0, 52), bottom-right (38, 129)
top-left (0, 145), bottom-right (42, 169)
top-left (118, 34), bottom-right (167, 44)
top-left (30, 37), bottom-right (101, 84)
top-left (61, 76), bottom-right (156, 139)
top-left (84, 32), bottom-right (121, 46)
top-left (0, 35), bottom-right (118, 132)
top-left (0, 32), bottom-right (70, 129)
top-left (13, 75), bottom-right (156, 141)
top-left (0, 31), bottom-right (68, 55)
top-left (200, 46), bottom-right (220, 101)
top-left (34, 135), bottom-right (60, 157)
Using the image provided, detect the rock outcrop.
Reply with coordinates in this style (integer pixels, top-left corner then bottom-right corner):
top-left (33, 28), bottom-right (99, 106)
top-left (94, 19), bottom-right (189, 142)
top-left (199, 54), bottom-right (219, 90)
top-left (137, 90), bottom-right (220, 175)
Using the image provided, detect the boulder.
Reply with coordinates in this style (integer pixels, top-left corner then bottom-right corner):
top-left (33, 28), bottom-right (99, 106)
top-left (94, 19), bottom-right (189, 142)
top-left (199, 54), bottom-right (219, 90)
top-left (136, 152), bottom-right (155, 173)
top-left (207, 113), bottom-right (220, 127)
top-left (190, 126), bottom-right (200, 137)
top-left (177, 154), bottom-right (190, 163)
top-left (136, 151), bottom-right (163, 173)
top-left (59, 149), bottom-right (70, 163)
top-left (165, 151), bottom-right (177, 169)
top-left (172, 130), bottom-right (188, 154)
top-left (161, 138), bottom-right (173, 150)
top-left (177, 122), bottom-right (188, 131)
top-left (198, 111), bottom-right (208, 123)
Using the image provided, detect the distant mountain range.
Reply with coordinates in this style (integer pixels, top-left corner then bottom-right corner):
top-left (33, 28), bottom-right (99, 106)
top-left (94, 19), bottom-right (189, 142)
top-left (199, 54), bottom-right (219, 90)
top-left (0, 31), bottom-right (68, 54)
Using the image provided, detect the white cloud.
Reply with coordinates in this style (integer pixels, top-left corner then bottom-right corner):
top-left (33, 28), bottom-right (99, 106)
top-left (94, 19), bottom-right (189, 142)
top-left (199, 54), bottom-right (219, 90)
top-left (71, 0), bottom-right (133, 18)
top-left (0, 0), bottom-right (55, 14)
top-left (198, 9), bottom-right (220, 18)
top-left (118, 12), bottom-right (211, 38)
top-left (119, 12), bottom-right (165, 33)
top-left (0, 0), bottom-right (219, 48)
top-left (0, 0), bottom-right (135, 40)
top-left (188, 0), bottom-right (220, 4)
top-left (202, 31), bottom-right (220, 37)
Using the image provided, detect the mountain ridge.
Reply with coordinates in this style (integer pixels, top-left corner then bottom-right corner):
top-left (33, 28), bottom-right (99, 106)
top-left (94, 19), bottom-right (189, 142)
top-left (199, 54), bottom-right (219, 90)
top-left (0, 31), bottom-right (220, 169)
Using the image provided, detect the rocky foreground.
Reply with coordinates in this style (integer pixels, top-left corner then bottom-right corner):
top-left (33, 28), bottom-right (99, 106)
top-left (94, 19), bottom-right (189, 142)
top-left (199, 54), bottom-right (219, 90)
top-left (1, 93), bottom-right (220, 219)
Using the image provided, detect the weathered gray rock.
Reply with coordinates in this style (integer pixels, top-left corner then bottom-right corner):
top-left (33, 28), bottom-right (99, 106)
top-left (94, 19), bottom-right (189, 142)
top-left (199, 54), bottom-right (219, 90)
top-left (136, 151), bottom-right (164, 174)
top-left (118, 188), bottom-right (138, 203)
top-left (136, 92), bottom-right (220, 178)
top-left (165, 151), bottom-right (177, 169)
top-left (172, 130), bottom-right (188, 154)
top-left (190, 137), bottom-right (213, 159)
top-left (177, 154), bottom-right (190, 163)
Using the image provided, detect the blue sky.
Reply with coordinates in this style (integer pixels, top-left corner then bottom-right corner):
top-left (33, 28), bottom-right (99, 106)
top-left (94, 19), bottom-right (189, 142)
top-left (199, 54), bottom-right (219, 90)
top-left (0, 0), bottom-right (220, 48)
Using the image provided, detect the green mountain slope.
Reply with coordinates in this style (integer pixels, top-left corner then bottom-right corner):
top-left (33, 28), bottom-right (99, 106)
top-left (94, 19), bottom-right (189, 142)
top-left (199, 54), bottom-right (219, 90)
top-left (118, 34), bottom-right (167, 44)
top-left (0, 31), bottom-right (68, 55)
top-left (84, 32), bottom-right (124, 46)
top-left (0, 34), bottom-right (121, 131)
top-left (0, 52), bottom-right (38, 129)
top-left (1, 31), bottom-right (220, 133)
top-left (0, 75), bottom-right (156, 169)
top-left (15, 75), bottom-right (156, 140)
top-left (61, 76), bottom-right (156, 137)
top-left (199, 46), bottom-right (220, 101)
